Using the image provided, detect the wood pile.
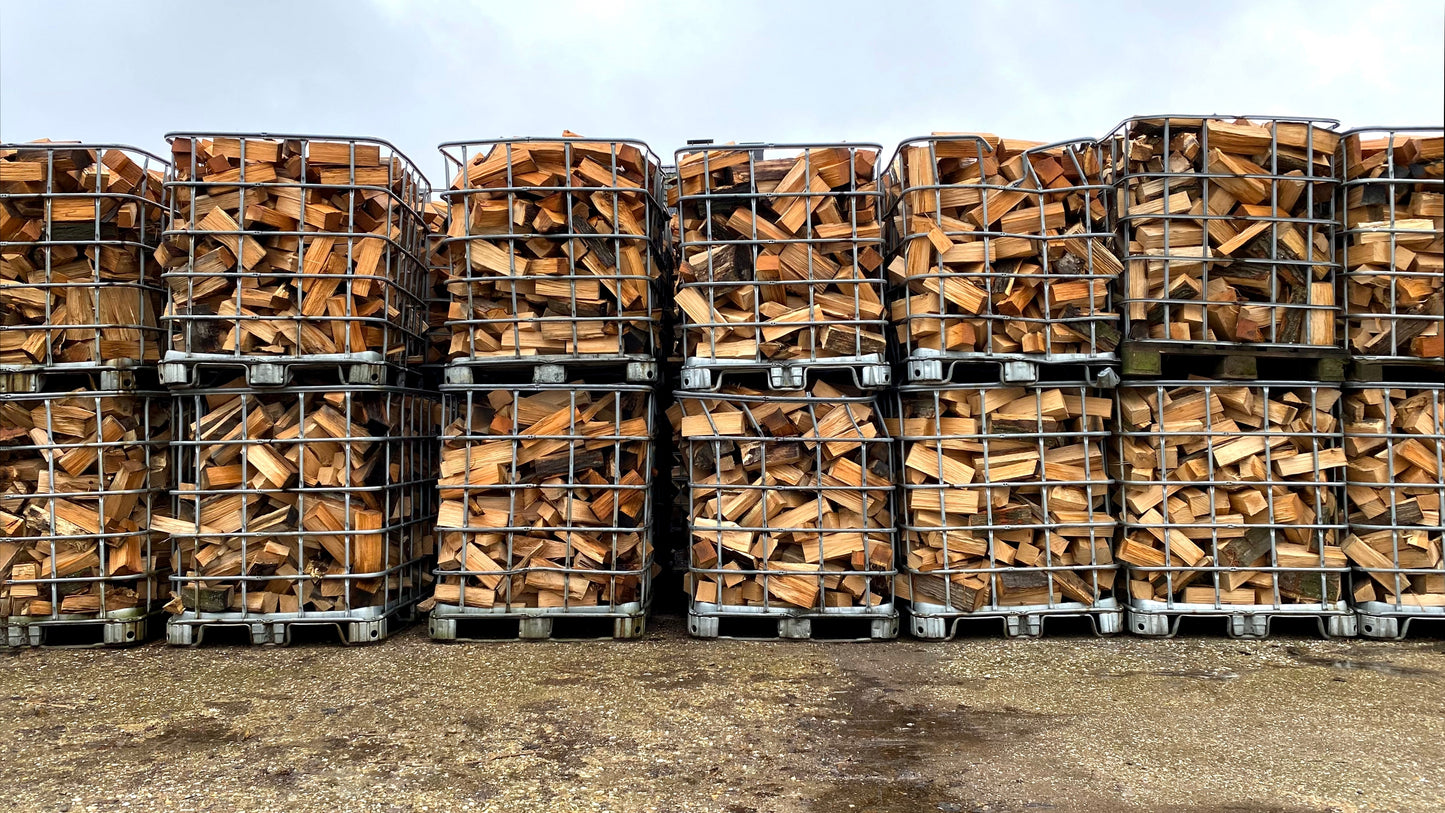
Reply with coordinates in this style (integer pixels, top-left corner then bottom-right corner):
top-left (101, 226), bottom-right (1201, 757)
top-left (0, 390), bottom-right (170, 618)
top-left (1342, 130), bottom-right (1444, 360)
top-left (1343, 385), bottom-right (1445, 607)
top-left (162, 384), bottom-right (432, 616)
top-left (155, 135), bottom-right (431, 365)
top-left (672, 145), bottom-right (887, 363)
top-left (430, 385), bottom-right (653, 611)
top-left (1115, 382), bottom-right (1348, 605)
top-left (0, 143), bottom-right (167, 368)
top-left (884, 135), bottom-right (1122, 358)
top-left (890, 384), bottom-right (1116, 612)
top-left (439, 136), bottom-right (663, 362)
top-left (675, 382), bottom-right (894, 610)
top-left (423, 201), bottom-right (450, 365)
top-left (1108, 117), bottom-right (1340, 347)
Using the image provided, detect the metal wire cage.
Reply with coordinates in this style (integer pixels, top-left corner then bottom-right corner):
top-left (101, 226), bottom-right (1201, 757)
top-left (0, 389), bottom-right (170, 636)
top-left (883, 135), bottom-right (1122, 368)
top-left (0, 143), bottom-right (169, 372)
top-left (1103, 115), bottom-right (1343, 351)
top-left (892, 381), bottom-right (1118, 636)
top-left (676, 386), bottom-right (896, 621)
top-left (1339, 128), bottom-right (1444, 363)
top-left (158, 133), bottom-right (432, 371)
top-left (672, 143), bottom-right (888, 375)
top-left (165, 384), bottom-right (436, 626)
top-left (1114, 381), bottom-right (1351, 629)
top-left (438, 138), bottom-right (667, 366)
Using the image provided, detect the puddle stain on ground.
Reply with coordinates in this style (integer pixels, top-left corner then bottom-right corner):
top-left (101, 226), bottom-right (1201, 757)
top-left (1285, 646), bottom-right (1445, 678)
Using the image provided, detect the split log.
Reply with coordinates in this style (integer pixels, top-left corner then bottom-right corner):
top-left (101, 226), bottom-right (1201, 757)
top-left (1114, 382), bottom-right (1348, 605)
top-left (672, 144), bottom-right (887, 362)
top-left (0, 142), bottom-right (167, 368)
top-left (423, 201), bottom-right (451, 365)
top-left (1107, 117), bottom-right (1341, 347)
top-left (884, 135), bottom-right (1122, 358)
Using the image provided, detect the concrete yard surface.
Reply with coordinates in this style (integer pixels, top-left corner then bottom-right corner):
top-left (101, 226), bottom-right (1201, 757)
top-left (1, 617), bottom-right (1443, 813)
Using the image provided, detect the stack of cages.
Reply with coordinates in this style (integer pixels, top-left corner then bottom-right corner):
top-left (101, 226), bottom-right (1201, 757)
top-left (429, 135), bottom-right (668, 640)
top-left (670, 142), bottom-right (897, 639)
top-left (1114, 378), bottom-right (1355, 638)
top-left (0, 142), bottom-right (172, 647)
top-left (156, 134), bottom-right (438, 645)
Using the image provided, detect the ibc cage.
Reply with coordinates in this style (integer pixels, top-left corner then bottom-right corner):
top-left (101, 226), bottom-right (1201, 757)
top-left (0, 143), bottom-right (168, 372)
top-left (157, 134), bottom-right (432, 372)
top-left (883, 135), bottom-right (1122, 371)
top-left (676, 384), bottom-right (897, 636)
top-left (672, 143), bottom-right (889, 389)
top-left (0, 389), bottom-right (170, 642)
top-left (164, 383), bottom-right (436, 638)
top-left (1343, 382), bottom-right (1445, 637)
top-left (891, 380), bottom-right (1119, 638)
top-left (1114, 381), bottom-right (1354, 637)
top-left (437, 137), bottom-right (667, 367)
top-left (1340, 128), bottom-right (1444, 363)
top-left (1104, 115), bottom-right (1343, 351)
top-left (429, 382), bottom-right (654, 636)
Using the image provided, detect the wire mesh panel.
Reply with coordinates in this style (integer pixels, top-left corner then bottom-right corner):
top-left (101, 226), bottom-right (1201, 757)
top-left (438, 137), bottom-right (665, 365)
top-left (157, 134), bottom-right (431, 371)
top-left (1115, 381), bottom-right (1351, 628)
top-left (892, 382), bottom-right (1117, 634)
top-left (164, 383), bottom-right (435, 627)
top-left (0, 389), bottom-right (170, 633)
top-left (1343, 384), bottom-right (1445, 626)
top-left (673, 143), bottom-right (887, 375)
top-left (884, 136), bottom-right (1121, 366)
top-left (0, 143), bottom-right (168, 372)
top-left (1341, 129), bottom-right (1444, 362)
top-left (1105, 116), bottom-right (1342, 350)
top-left (430, 383), bottom-right (653, 625)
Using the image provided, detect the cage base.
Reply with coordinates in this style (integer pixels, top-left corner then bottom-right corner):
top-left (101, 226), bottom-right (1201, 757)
top-left (904, 352), bottom-right (1119, 387)
top-left (1347, 358), bottom-right (1445, 384)
top-left (444, 358), bottom-right (658, 385)
top-left (1126, 600), bottom-right (1357, 639)
top-left (0, 365), bottom-right (146, 394)
top-left (160, 352), bottom-right (395, 388)
top-left (1356, 601), bottom-right (1445, 640)
top-left (166, 602), bottom-right (415, 646)
top-left (687, 602), bottom-right (898, 641)
top-left (907, 599), bottom-right (1123, 641)
top-left (429, 603), bottom-right (647, 641)
top-left (3, 610), bottom-right (161, 648)
top-left (1119, 342), bottom-right (1347, 381)
top-left (680, 355), bottom-right (889, 392)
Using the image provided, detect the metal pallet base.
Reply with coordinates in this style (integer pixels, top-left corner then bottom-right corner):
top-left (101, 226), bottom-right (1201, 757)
top-left (0, 365), bottom-right (149, 394)
top-left (687, 602), bottom-right (898, 640)
top-left (1356, 602), bottom-right (1445, 640)
top-left (903, 352), bottom-right (1119, 387)
top-left (1126, 599), bottom-right (1357, 639)
top-left (166, 602), bottom-right (416, 646)
top-left (680, 355), bottom-right (890, 392)
top-left (444, 358), bottom-right (658, 385)
top-left (1119, 342), bottom-right (1347, 381)
top-left (429, 603), bottom-right (647, 641)
top-left (3, 610), bottom-right (161, 648)
top-left (907, 598), bottom-right (1123, 641)
top-left (160, 352), bottom-right (396, 388)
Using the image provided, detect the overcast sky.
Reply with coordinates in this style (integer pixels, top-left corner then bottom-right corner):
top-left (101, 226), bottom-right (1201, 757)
top-left (2, 0), bottom-right (1441, 185)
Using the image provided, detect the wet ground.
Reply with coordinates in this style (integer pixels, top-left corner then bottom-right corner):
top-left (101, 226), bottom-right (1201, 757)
top-left (1, 616), bottom-right (1443, 813)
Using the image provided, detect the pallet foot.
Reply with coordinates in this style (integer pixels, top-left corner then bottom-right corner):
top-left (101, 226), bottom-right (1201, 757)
top-left (1357, 613), bottom-right (1400, 640)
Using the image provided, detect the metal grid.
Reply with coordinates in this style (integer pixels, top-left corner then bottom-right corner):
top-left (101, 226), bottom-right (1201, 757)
top-left (1104, 115), bottom-right (1343, 351)
top-left (673, 143), bottom-right (888, 379)
top-left (0, 389), bottom-right (170, 634)
top-left (894, 381), bottom-right (1119, 637)
top-left (159, 133), bottom-right (432, 371)
top-left (883, 136), bottom-right (1121, 369)
top-left (438, 138), bottom-right (666, 367)
top-left (0, 143), bottom-right (169, 372)
top-left (431, 383), bottom-right (654, 622)
top-left (166, 384), bottom-right (436, 628)
top-left (1115, 381), bottom-right (1352, 634)
top-left (1340, 127), bottom-right (1444, 363)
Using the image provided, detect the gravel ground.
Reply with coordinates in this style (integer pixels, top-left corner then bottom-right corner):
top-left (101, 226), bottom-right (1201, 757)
top-left (1, 616), bottom-right (1443, 813)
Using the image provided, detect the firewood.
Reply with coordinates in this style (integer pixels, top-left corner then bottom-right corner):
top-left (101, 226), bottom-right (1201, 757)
top-left (439, 135), bottom-right (663, 362)
top-left (423, 201), bottom-right (451, 365)
top-left (430, 384), bottom-right (653, 611)
top-left (0, 390), bottom-right (170, 620)
top-left (155, 135), bottom-right (431, 366)
top-left (672, 145), bottom-right (887, 362)
top-left (1107, 117), bottom-right (1341, 347)
top-left (1115, 382), bottom-right (1347, 605)
top-left (891, 384), bottom-right (1116, 611)
top-left (1343, 385), bottom-right (1445, 607)
top-left (165, 382), bottom-right (433, 616)
top-left (1341, 130), bottom-right (1444, 360)
top-left (675, 382), bottom-right (894, 610)
top-left (0, 142), bottom-right (168, 368)
top-left (885, 135), bottom-right (1122, 358)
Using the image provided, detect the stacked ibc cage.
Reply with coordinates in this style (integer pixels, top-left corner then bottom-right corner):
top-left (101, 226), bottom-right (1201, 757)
top-left (0, 142), bottom-right (172, 647)
top-left (1339, 128), bottom-right (1444, 638)
top-left (884, 135), bottom-right (1123, 639)
top-left (1106, 116), bottom-right (1355, 638)
top-left (429, 136), bottom-right (665, 640)
top-left (156, 134), bottom-right (438, 645)
top-left (672, 142), bottom-right (898, 640)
